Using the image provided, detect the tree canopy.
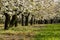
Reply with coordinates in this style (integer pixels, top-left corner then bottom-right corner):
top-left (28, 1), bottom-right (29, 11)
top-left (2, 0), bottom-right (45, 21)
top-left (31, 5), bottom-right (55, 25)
top-left (0, 0), bottom-right (60, 20)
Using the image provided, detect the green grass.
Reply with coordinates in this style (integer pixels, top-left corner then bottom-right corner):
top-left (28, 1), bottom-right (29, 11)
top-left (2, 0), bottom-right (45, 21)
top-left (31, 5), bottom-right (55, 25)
top-left (34, 24), bottom-right (60, 40)
top-left (0, 24), bottom-right (60, 40)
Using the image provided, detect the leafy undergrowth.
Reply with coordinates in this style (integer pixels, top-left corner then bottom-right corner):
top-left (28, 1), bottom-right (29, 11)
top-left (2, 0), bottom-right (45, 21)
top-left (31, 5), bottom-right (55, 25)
top-left (0, 24), bottom-right (60, 40)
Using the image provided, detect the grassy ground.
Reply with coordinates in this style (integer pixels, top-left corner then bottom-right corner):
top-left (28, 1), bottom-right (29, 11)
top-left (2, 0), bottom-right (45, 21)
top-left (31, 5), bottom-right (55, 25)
top-left (0, 24), bottom-right (60, 40)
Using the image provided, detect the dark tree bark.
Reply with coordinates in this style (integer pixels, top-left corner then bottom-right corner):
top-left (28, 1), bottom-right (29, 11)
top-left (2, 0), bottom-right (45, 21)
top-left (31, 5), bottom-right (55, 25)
top-left (15, 20), bottom-right (18, 27)
top-left (4, 13), bottom-right (10, 30)
top-left (50, 19), bottom-right (53, 24)
top-left (21, 14), bottom-right (24, 26)
top-left (10, 10), bottom-right (21, 27)
top-left (25, 13), bottom-right (30, 26)
top-left (30, 18), bottom-right (33, 25)
top-left (25, 16), bottom-right (28, 26)
top-left (10, 15), bottom-right (17, 27)
top-left (30, 15), bottom-right (34, 25)
top-left (44, 19), bottom-right (48, 24)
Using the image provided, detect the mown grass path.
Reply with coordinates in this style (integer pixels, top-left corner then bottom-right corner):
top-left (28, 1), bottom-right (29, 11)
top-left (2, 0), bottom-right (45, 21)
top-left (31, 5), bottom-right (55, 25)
top-left (0, 24), bottom-right (60, 40)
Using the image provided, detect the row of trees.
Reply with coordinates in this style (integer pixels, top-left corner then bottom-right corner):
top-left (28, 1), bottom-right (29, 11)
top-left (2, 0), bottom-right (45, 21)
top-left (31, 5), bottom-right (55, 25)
top-left (0, 0), bottom-right (60, 30)
top-left (3, 10), bottom-right (36, 30)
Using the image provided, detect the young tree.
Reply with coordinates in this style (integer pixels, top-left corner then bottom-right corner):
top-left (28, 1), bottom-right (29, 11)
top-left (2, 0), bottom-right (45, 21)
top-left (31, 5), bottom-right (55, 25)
top-left (3, 11), bottom-right (10, 30)
top-left (10, 9), bottom-right (22, 27)
top-left (21, 14), bottom-right (24, 26)
top-left (30, 15), bottom-right (34, 25)
top-left (24, 12), bottom-right (30, 26)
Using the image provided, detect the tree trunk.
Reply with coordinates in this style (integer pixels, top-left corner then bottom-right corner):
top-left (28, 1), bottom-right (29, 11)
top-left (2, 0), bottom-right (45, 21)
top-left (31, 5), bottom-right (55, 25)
top-left (25, 16), bottom-right (28, 26)
top-left (4, 20), bottom-right (8, 30)
top-left (4, 13), bottom-right (10, 30)
top-left (30, 17), bottom-right (33, 25)
top-left (10, 15), bottom-right (18, 27)
top-left (15, 20), bottom-right (18, 27)
top-left (21, 14), bottom-right (24, 26)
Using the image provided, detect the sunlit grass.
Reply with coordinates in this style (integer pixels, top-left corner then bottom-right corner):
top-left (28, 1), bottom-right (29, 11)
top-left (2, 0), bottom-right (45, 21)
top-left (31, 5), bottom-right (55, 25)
top-left (0, 24), bottom-right (60, 40)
